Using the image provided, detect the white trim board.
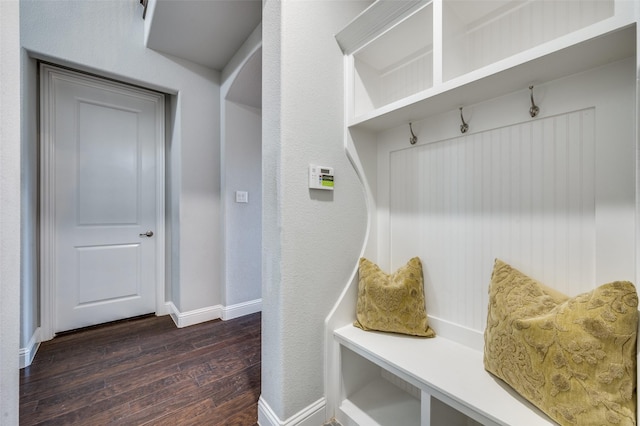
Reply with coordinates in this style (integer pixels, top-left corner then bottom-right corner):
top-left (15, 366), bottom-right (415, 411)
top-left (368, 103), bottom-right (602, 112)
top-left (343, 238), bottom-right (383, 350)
top-left (167, 302), bottom-right (222, 328)
top-left (258, 396), bottom-right (326, 426)
top-left (19, 327), bottom-right (41, 369)
top-left (222, 299), bottom-right (262, 320)
top-left (167, 299), bottom-right (262, 328)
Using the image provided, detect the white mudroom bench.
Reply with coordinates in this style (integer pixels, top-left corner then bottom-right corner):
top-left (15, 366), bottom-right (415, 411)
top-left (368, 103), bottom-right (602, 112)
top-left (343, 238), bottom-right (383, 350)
top-left (330, 1), bottom-right (640, 425)
top-left (335, 323), bottom-right (557, 426)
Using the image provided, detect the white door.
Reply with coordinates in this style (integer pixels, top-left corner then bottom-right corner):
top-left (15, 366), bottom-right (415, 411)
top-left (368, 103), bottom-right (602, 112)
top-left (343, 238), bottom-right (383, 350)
top-left (41, 65), bottom-right (164, 334)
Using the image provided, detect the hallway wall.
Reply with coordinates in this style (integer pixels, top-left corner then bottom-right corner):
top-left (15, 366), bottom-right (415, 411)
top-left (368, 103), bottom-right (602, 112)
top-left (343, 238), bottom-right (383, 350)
top-left (260, 1), bottom-right (370, 423)
top-left (224, 100), bottom-right (262, 306)
top-left (221, 28), bottom-right (263, 312)
top-left (1, 0), bottom-right (21, 422)
top-left (20, 0), bottom-right (222, 349)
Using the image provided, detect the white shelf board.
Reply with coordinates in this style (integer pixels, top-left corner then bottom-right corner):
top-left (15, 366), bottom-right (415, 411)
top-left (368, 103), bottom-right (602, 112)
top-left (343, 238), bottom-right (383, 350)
top-left (349, 21), bottom-right (635, 132)
top-left (340, 376), bottom-right (420, 426)
top-left (335, 324), bottom-right (556, 426)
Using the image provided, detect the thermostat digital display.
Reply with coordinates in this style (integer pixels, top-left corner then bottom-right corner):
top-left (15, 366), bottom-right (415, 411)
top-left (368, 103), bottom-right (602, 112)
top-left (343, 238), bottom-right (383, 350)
top-left (309, 165), bottom-right (334, 190)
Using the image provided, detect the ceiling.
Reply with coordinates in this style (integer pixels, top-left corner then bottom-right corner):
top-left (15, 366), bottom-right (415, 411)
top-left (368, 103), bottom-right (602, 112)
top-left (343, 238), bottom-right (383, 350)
top-left (146, 0), bottom-right (262, 71)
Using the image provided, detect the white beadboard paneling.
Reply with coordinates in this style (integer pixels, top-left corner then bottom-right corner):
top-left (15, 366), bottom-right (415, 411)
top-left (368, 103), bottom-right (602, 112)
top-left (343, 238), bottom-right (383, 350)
top-left (355, 50), bottom-right (434, 116)
top-left (389, 110), bottom-right (596, 331)
top-left (443, 0), bottom-right (615, 80)
top-left (380, 51), bottom-right (433, 108)
top-left (358, 57), bottom-right (634, 340)
top-left (381, 369), bottom-right (421, 400)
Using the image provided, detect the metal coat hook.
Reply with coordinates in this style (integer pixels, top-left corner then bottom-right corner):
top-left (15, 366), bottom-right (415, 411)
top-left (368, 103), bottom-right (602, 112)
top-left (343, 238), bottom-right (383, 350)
top-left (409, 122), bottom-right (418, 145)
top-left (140, 0), bottom-right (148, 19)
top-left (459, 107), bottom-right (469, 133)
top-left (529, 85), bottom-right (539, 118)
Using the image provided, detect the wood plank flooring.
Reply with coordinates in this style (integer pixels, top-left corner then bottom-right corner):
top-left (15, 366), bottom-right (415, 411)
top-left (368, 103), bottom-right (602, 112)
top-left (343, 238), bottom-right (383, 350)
top-left (20, 312), bottom-right (261, 425)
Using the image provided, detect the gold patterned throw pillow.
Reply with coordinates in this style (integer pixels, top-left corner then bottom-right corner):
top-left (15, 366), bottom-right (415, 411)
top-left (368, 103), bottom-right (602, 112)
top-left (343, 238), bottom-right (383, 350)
top-left (484, 259), bottom-right (638, 425)
top-left (354, 257), bottom-right (435, 337)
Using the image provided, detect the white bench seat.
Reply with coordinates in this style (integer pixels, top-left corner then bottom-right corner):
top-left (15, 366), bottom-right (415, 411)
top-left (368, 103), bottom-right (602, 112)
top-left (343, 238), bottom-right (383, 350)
top-left (335, 324), bottom-right (557, 426)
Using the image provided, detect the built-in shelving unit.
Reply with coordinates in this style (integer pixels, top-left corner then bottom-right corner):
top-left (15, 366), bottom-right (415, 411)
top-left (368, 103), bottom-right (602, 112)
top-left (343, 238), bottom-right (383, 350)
top-left (336, 0), bottom-right (635, 131)
top-left (331, 0), bottom-right (638, 425)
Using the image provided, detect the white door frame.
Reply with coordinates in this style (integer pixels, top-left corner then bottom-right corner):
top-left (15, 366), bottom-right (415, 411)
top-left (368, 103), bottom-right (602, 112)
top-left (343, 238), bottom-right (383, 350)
top-left (39, 64), bottom-right (167, 341)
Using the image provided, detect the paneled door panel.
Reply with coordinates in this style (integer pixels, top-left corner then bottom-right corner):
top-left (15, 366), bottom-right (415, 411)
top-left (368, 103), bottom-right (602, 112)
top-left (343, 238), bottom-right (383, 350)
top-left (42, 65), bottom-right (164, 333)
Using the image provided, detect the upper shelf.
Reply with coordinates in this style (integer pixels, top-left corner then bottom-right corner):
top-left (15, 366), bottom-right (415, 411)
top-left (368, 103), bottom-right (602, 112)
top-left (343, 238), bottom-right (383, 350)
top-left (337, 0), bottom-right (636, 132)
top-left (442, 0), bottom-right (616, 81)
top-left (352, 3), bottom-right (434, 117)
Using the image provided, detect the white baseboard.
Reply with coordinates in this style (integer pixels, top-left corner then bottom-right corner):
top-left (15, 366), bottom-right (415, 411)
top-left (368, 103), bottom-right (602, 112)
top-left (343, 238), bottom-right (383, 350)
top-left (222, 298), bottom-right (262, 320)
top-left (167, 299), bottom-right (262, 328)
top-left (258, 396), bottom-right (327, 426)
top-left (166, 302), bottom-right (222, 328)
top-left (20, 327), bottom-right (41, 369)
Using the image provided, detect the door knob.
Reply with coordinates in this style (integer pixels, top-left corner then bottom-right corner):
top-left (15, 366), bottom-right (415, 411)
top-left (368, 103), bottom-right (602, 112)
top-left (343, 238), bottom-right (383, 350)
top-left (139, 231), bottom-right (154, 237)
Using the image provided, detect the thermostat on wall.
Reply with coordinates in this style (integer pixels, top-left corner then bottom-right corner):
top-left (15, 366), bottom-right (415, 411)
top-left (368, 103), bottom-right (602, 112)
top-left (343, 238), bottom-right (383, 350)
top-left (309, 165), bottom-right (334, 190)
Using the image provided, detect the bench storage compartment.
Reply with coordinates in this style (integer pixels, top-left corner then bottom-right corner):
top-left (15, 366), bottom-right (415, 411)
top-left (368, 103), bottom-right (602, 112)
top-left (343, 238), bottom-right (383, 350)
top-left (336, 325), bottom-right (555, 426)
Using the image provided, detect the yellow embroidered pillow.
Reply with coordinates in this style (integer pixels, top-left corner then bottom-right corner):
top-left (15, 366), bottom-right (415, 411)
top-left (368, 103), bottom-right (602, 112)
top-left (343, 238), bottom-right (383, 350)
top-left (354, 257), bottom-right (435, 337)
top-left (484, 259), bottom-right (638, 425)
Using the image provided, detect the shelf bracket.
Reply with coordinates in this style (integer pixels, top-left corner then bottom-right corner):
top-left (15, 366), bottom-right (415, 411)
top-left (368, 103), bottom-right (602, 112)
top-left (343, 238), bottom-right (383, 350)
top-left (459, 107), bottom-right (469, 134)
top-left (409, 122), bottom-right (418, 145)
top-left (529, 85), bottom-right (540, 118)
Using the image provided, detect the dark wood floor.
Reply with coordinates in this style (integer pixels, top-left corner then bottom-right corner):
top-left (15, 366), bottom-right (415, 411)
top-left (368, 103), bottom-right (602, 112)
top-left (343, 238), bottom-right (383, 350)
top-left (20, 312), bottom-right (261, 425)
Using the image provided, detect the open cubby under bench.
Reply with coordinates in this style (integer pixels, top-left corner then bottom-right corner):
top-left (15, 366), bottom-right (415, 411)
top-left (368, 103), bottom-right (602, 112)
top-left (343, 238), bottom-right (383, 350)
top-left (335, 324), bottom-right (556, 426)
